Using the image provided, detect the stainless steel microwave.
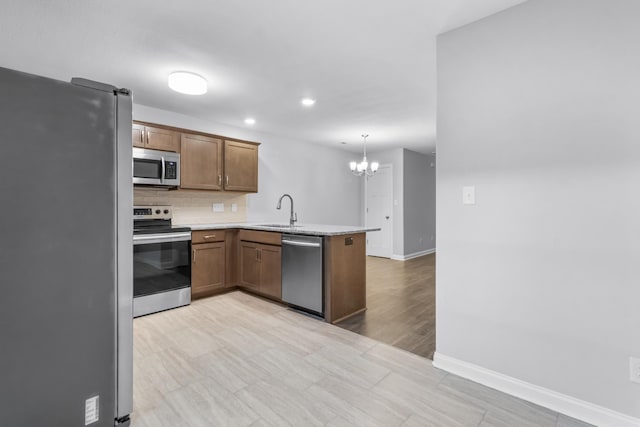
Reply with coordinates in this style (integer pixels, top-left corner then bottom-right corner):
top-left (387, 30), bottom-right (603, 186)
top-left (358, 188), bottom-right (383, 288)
top-left (133, 147), bottom-right (180, 187)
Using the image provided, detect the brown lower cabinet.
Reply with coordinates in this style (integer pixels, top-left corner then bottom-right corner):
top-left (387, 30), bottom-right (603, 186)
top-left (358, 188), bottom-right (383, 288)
top-left (191, 229), bottom-right (230, 298)
top-left (189, 228), bottom-right (367, 324)
top-left (191, 241), bottom-right (226, 298)
top-left (191, 229), bottom-right (282, 300)
top-left (239, 241), bottom-right (282, 299)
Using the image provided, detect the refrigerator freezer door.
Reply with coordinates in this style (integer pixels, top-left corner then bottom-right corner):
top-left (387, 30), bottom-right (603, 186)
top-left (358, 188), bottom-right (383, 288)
top-left (0, 67), bottom-right (131, 426)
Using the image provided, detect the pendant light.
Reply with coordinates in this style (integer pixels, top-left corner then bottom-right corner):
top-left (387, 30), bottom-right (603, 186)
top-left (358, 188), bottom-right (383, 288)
top-left (349, 134), bottom-right (379, 176)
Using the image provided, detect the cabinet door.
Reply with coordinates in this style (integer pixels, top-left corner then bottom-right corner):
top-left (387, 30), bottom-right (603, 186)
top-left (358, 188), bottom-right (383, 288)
top-left (180, 133), bottom-right (223, 190)
top-left (224, 140), bottom-right (258, 192)
top-left (145, 125), bottom-right (180, 152)
top-left (239, 241), bottom-right (260, 290)
top-left (192, 242), bottom-right (226, 297)
top-left (259, 244), bottom-right (282, 299)
top-left (132, 123), bottom-right (145, 148)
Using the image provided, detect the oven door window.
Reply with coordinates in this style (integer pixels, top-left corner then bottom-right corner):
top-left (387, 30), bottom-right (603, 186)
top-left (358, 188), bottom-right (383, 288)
top-left (134, 240), bottom-right (191, 297)
top-left (133, 158), bottom-right (162, 180)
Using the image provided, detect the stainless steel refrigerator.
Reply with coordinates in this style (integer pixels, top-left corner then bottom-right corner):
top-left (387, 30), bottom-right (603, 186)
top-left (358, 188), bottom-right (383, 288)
top-left (0, 66), bottom-right (133, 426)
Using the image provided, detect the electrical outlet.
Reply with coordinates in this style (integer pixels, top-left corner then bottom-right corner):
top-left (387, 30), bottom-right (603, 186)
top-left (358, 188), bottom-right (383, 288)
top-left (231, 203), bottom-right (238, 212)
top-left (212, 203), bottom-right (224, 213)
top-left (630, 357), bottom-right (640, 384)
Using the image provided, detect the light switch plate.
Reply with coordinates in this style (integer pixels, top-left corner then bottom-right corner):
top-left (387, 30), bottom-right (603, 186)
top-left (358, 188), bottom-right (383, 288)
top-left (463, 186), bottom-right (476, 205)
top-left (212, 203), bottom-right (224, 213)
top-left (630, 357), bottom-right (640, 384)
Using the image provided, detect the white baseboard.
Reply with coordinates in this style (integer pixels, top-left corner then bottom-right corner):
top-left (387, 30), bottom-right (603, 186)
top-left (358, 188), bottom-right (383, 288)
top-left (432, 352), bottom-right (640, 427)
top-left (390, 248), bottom-right (436, 261)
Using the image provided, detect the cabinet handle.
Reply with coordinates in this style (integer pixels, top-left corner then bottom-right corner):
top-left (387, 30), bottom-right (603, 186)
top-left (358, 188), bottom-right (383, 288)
top-left (192, 249), bottom-right (196, 264)
top-left (140, 130), bottom-right (144, 145)
top-left (256, 249), bottom-right (259, 261)
top-left (218, 175), bottom-right (222, 186)
top-left (225, 175), bottom-right (229, 186)
top-left (203, 234), bottom-right (216, 239)
top-left (258, 249), bottom-right (262, 262)
top-left (146, 130), bottom-right (150, 144)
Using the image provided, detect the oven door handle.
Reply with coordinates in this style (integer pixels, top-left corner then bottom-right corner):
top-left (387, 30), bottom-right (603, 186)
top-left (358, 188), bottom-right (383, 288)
top-left (133, 232), bottom-right (191, 245)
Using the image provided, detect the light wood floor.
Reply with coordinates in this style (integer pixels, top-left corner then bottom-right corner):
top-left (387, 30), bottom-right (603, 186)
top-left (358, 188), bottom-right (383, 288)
top-left (132, 291), bottom-right (592, 427)
top-left (337, 254), bottom-right (436, 359)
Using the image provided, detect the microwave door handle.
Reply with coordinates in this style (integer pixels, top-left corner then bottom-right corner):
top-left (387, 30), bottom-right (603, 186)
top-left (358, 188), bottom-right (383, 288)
top-left (161, 156), bottom-right (165, 184)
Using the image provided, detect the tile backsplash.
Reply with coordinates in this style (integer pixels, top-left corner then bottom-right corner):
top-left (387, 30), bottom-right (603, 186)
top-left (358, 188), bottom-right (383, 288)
top-left (134, 188), bottom-right (247, 225)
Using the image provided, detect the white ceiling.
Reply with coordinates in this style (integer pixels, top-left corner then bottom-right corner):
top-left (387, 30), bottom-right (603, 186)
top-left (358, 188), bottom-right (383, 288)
top-left (2, 0), bottom-right (526, 154)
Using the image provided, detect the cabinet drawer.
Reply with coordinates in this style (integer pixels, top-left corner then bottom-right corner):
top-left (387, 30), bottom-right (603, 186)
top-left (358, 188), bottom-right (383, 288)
top-left (192, 229), bottom-right (226, 244)
top-left (238, 229), bottom-right (281, 246)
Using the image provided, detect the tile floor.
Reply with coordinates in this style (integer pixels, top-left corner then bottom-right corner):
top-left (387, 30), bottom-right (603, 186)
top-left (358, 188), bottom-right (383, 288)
top-left (132, 291), bottom-right (593, 427)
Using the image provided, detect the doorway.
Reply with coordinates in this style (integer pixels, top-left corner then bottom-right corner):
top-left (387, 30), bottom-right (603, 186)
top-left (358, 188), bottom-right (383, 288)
top-left (365, 164), bottom-right (393, 258)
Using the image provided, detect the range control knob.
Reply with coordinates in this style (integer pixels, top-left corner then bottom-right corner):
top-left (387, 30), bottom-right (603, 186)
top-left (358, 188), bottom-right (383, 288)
top-left (163, 209), bottom-right (169, 214)
top-left (155, 209), bottom-right (161, 214)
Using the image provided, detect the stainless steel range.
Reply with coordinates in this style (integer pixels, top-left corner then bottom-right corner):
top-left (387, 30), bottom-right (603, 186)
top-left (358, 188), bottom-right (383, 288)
top-left (133, 206), bottom-right (191, 317)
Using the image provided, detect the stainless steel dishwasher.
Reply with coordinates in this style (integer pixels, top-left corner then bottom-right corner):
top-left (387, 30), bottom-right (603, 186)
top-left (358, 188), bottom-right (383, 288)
top-left (281, 234), bottom-right (324, 315)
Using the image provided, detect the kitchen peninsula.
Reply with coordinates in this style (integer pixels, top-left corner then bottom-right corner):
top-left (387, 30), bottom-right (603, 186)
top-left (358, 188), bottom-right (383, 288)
top-left (187, 222), bottom-right (379, 324)
top-left (130, 120), bottom-right (377, 323)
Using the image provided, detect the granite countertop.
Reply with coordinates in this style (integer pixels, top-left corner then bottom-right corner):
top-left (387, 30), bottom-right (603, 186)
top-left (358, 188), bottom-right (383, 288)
top-left (179, 222), bottom-right (380, 236)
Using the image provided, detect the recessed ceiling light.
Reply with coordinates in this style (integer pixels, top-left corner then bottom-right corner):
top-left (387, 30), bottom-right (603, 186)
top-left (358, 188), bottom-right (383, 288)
top-left (244, 118), bottom-right (256, 125)
top-left (168, 71), bottom-right (207, 95)
top-left (301, 98), bottom-right (316, 106)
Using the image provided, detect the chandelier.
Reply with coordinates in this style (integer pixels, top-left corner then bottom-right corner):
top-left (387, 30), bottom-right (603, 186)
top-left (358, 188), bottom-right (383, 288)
top-left (349, 134), bottom-right (379, 176)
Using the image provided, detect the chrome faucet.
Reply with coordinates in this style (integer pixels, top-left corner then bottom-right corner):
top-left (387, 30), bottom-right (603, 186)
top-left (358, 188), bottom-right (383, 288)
top-left (276, 193), bottom-right (297, 227)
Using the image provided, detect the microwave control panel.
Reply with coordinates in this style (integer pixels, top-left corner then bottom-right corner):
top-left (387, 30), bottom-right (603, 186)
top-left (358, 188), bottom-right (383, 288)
top-left (165, 161), bottom-right (177, 180)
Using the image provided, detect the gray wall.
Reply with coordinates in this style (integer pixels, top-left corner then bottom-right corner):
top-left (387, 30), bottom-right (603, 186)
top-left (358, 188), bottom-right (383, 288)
top-left (133, 104), bottom-right (362, 226)
top-left (403, 149), bottom-right (436, 255)
top-left (365, 147), bottom-right (437, 258)
top-left (436, 0), bottom-right (640, 418)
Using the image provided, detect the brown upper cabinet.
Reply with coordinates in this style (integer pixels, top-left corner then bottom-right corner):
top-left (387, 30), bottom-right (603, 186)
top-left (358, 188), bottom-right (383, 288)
top-left (224, 140), bottom-right (259, 192)
top-left (132, 123), bottom-right (145, 148)
top-left (132, 121), bottom-right (260, 193)
top-left (180, 133), bottom-right (223, 190)
top-left (132, 122), bottom-right (180, 152)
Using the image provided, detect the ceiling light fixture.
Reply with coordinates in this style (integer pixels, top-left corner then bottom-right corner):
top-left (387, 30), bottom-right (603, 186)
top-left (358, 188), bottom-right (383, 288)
top-left (244, 118), bottom-right (256, 125)
top-left (349, 134), bottom-right (379, 177)
top-left (301, 98), bottom-right (316, 106)
top-left (168, 71), bottom-right (207, 95)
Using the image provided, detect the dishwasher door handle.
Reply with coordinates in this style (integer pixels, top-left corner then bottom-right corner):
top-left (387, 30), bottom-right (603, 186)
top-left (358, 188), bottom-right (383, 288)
top-left (282, 239), bottom-right (321, 248)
